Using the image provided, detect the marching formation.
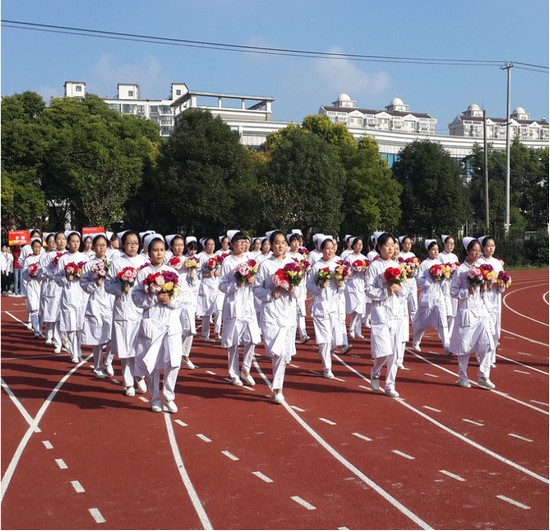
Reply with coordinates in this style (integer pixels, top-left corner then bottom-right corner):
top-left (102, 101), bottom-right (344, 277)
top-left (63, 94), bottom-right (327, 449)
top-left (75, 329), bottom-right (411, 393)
top-left (12, 227), bottom-right (512, 412)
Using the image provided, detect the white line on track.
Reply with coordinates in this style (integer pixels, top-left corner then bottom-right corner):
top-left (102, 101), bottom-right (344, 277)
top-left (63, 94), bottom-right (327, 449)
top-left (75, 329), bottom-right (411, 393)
top-left (288, 363), bottom-right (300, 368)
top-left (422, 406), bottom-right (442, 413)
top-left (496, 354), bottom-right (549, 376)
top-left (513, 369), bottom-right (531, 375)
top-left (89, 508), bottom-right (106, 524)
top-left (138, 396), bottom-right (149, 403)
top-left (438, 470), bottom-right (465, 482)
top-left (462, 418), bottom-right (484, 427)
top-left (496, 494), bottom-right (531, 510)
top-left (42, 440), bottom-right (53, 450)
top-left (502, 286), bottom-right (549, 327)
top-left (516, 351), bottom-right (532, 356)
top-left (407, 349), bottom-right (549, 416)
top-left (499, 326), bottom-right (548, 347)
top-left (352, 432), bottom-right (372, 442)
top-left (1, 355), bottom-right (93, 503)
top-left (4, 311), bottom-right (28, 326)
top-left (253, 360), bottom-right (433, 530)
top-left (290, 496), bottom-right (316, 510)
top-left (174, 419), bottom-right (188, 427)
top-left (319, 417), bottom-right (337, 426)
top-left (1, 378), bottom-right (39, 431)
top-left (530, 400), bottom-right (549, 407)
top-left (424, 373), bottom-right (439, 378)
top-left (290, 405), bottom-right (306, 412)
top-left (543, 291), bottom-right (549, 305)
top-left (71, 480), bottom-right (85, 493)
top-left (252, 471), bottom-right (274, 483)
top-left (206, 371), bottom-right (216, 375)
top-left (221, 450), bottom-right (239, 461)
top-left (333, 353), bottom-right (549, 485)
top-left (196, 434), bottom-right (212, 443)
top-left (163, 414), bottom-right (213, 529)
top-left (55, 459), bottom-right (68, 469)
top-left (392, 450), bottom-right (415, 460)
top-left (508, 433), bottom-right (534, 443)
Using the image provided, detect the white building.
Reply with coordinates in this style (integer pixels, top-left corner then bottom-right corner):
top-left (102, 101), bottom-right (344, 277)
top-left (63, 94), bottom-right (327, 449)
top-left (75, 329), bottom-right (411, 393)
top-left (449, 103), bottom-right (549, 141)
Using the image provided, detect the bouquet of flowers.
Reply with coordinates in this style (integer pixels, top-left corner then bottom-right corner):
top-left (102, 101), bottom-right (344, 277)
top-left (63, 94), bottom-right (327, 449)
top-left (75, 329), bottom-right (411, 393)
top-left (334, 260), bottom-right (351, 286)
top-left (64, 261), bottom-right (86, 280)
top-left (217, 252), bottom-right (231, 264)
top-left (298, 246), bottom-right (309, 258)
top-left (28, 263), bottom-right (39, 277)
top-left (447, 262), bottom-right (460, 276)
top-left (143, 270), bottom-right (179, 298)
top-left (52, 251), bottom-right (65, 268)
top-left (184, 256), bottom-right (200, 270)
top-left (235, 259), bottom-right (258, 286)
top-left (315, 267), bottom-right (334, 286)
top-left (293, 256), bottom-right (311, 273)
top-left (168, 256), bottom-right (184, 270)
top-left (399, 256), bottom-right (420, 279)
top-left (497, 270), bottom-right (512, 290)
top-left (276, 261), bottom-right (304, 288)
top-left (384, 266), bottom-right (405, 285)
top-left (351, 259), bottom-right (368, 274)
top-left (467, 266), bottom-right (484, 287)
top-left (117, 266), bottom-right (138, 291)
top-left (429, 263), bottom-right (450, 281)
top-left (273, 269), bottom-right (290, 291)
top-left (205, 256), bottom-right (221, 272)
top-left (91, 259), bottom-right (110, 279)
top-left (479, 263), bottom-right (498, 286)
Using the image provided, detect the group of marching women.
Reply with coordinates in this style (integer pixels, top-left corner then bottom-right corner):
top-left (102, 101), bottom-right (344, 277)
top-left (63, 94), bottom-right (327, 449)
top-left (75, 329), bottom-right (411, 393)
top-left (16, 227), bottom-right (510, 412)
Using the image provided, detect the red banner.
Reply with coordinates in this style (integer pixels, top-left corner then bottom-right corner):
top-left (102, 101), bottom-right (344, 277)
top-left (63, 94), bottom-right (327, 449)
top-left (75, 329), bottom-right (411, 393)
top-left (8, 230), bottom-right (31, 246)
top-left (82, 226), bottom-right (105, 236)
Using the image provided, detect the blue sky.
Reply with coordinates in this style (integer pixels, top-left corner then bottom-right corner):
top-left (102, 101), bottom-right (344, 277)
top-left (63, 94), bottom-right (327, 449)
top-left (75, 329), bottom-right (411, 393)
top-left (2, 0), bottom-right (548, 133)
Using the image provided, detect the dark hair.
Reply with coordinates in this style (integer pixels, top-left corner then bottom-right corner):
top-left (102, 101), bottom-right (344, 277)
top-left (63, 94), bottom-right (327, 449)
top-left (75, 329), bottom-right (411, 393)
top-left (288, 233), bottom-right (301, 243)
top-left (320, 237), bottom-right (334, 250)
top-left (376, 232), bottom-right (396, 249)
top-left (480, 236), bottom-right (494, 248)
top-left (147, 237), bottom-right (165, 251)
top-left (55, 231), bottom-right (66, 241)
top-left (467, 239), bottom-right (481, 252)
top-left (170, 235), bottom-right (184, 249)
top-left (186, 240), bottom-right (198, 252)
top-left (109, 233), bottom-right (119, 243)
top-left (269, 230), bottom-right (285, 245)
top-left (121, 230), bottom-right (141, 253)
top-left (30, 229), bottom-right (41, 238)
top-left (352, 237), bottom-right (363, 249)
top-left (443, 235), bottom-right (455, 244)
top-left (45, 233), bottom-right (55, 244)
top-left (230, 231), bottom-right (247, 243)
top-left (92, 234), bottom-right (108, 246)
top-left (66, 231), bottom-right (81, 243)
top-left (427, 240), bottom-right (439, 251)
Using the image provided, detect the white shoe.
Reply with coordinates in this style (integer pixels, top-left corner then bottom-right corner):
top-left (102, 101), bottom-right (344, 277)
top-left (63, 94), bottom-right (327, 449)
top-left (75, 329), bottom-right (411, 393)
top-left (240, 371), bottom-right (255, 386)
top-left (478, 377), bottom-right (495, 390)
top-left (125, 386), bottom-right (136, 397)
top-left (323, 370), bottom-right (335, 379)
top-left (231, 376), bottom-right (243, 387)
top-left (163, 400), bottom-right (178, 414)
top-left (385, 389), bottom-right (400, 398)
top-left (45, 339), bottom-right (53, 346)
top-left (397, 363), bottom-right (404, 369)
top-left (412, 343), bottom-right (421, 352)
top-left (151, 404), bottom-right (162, 413)
top-left (371, 376), bottom-right (380, 391)
top-left (70, 356), bottom-right (80, 364)
top-left (34, 332), bottom-right (40, 339)
top-left (490, 363), bottom-right (496, 369)
top-left (444, 348), bottom-right (452, 356)
top-left (53, 345), bottom-right (62, 354)
top-left (272, 392), bottom-right (285, 404)
top-left (104, 365), bottom-right (114, 377)
top-left (135, 377), bottom-right (147, 394)
top-left (299, 335), bottom-right (310, 344)
top-left (202, 336), bottom-right (212, 342)
top-left (357, 334), bottom-right (365, 339)
top-left (458, 379), bottom-right (472, 388)
top-left (183, 358), bottom-right (196, 370)
top-left (340, 344), bottom-right (353, 355)
top-left (349, 331), bottom-right (355, 339)
top-left (215, 334), bottom-right (222, 341)
top-left (26, 323), bottom-right (33, 330)
top-left (93, 369), bottom-right (106, 379)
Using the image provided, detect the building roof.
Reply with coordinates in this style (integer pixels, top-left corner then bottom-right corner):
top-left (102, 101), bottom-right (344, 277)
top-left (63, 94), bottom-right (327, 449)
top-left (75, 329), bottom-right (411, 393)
top-left (321, 105), bottom-right (433, 119)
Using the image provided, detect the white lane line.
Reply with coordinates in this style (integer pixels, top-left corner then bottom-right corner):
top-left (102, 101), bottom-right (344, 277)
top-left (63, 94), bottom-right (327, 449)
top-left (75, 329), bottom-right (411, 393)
top-left (138, 396), bottom-right (149, 403)
top-left (290, 406), bottom-right (306, 413)
top-left (319, 417), bottom-right (337, 426)
top-left (508, 433), bottom-right (534, 443)
top-left (424, 373), bottom-right (439, 378)
top-left (530, 400), bottom-right (549, 407)
top-left (111, 378), bottom-right (120, 384)
top-left (309, 370), bottom-right (321, 375)
top-left (513, 369), bottom-right (531, 375)
top-left (352, 432), bottom-right (372, 442)
top-left (288, 363), bottom-right (300, 368)
top-left (252, 471), bottom-right (273, 483)
top-left (221, 451), bottom-right (239, 461)
top-left (439, 470), bottom-right (466, 482)
top-left (42, 440), bottom-right (53, 450)
top-left (462, 418), bottom-right (484, 427)
top-left (408, 349), bottom-right (548, 415)
top-left (333, 352), bottom-right (549, 486)
top-left (392, 450), bottom-right (415, 460)
top-left (163, 415), bottom-right (213, 530)
top-left (206, 370), bottom-right (216, 375)
top-left (1, 378), bottom-right (39, 431)
top-left (500, 326), bottom-right (548, 347)
top-left (333, 377), bottom-right (346, 382)
top-left (496, 495), bottom-right (531, 510)
top-left (4, 311), bottom-right (28, 326)
top-left (243, 386), bottom-right (255, 391)
top-left (497, 354), bottom-right (549, 376)
top-left (350, 354), bottom-right (361, 358)
top-left (358, 385), bottom-right (372, 391)
top-left (503, 286), bottom-right (549, 327)
top-left (1, 355), bottom-right (94, 502)
top-left (174, 419), bottom-right (188, 428)
top-left (89, 508), bottom-right (106, 524)
top-left (55, 459), bottom-right (68, 469)
top-left (196, 434), bottom-right (212, 443)
top-left (71, 480), bottom-right (85, 493)
top-left (290, 496), bottom-right (316, 510)
top-left (516, 351), bottom-right (532, 356)
top-left (422, 406), bottom-right (442, 413)
top-left (253, 361), bottom-right (433, 530)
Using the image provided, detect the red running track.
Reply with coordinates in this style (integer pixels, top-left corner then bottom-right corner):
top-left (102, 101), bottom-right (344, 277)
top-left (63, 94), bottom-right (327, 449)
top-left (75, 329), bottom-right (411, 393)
top-left (1, 270), bottom-right (548, 529)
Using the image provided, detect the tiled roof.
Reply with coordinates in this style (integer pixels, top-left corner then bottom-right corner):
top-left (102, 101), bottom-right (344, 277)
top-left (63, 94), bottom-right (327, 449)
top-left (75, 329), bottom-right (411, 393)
top-left (321, 105), bottom-right (434, 119)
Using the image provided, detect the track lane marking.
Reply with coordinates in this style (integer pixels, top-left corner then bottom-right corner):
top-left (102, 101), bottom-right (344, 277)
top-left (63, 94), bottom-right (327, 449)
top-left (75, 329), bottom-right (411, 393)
top-left (291, 496), bottom-right (316, 510)
top-left (508, 433), bottom-right (534, 443)
top-left (252, 471), bottom-right (273, 483)
top-left (333, 353), bottom-right (549, 485)
top-left (496, 354), bottom-right (549, 375)
top-left (530, 400), bottom-right (548, 407)
top-left (196, 434), bottom-right (212, 443)
top-left (422, 406), bottom-right (441, 413)
top-left (290, 406), bottom-right (306, 412)
top-left (174, 419), bottom-right (188, 427)
top-left (319, 417), bottom-right (337, 426)
top-left (70, 480), bottom-right (85, 493)
top-left (392, 450), bottom-right (415, 460)
top-left (438, 470), bottom-right (465, 482)
top-left (221, 451), bottom-right (239, 461)
top-left (496, 495), bottom-right (531, 510)
top-left (503, 286), bottom-right (549, 327)
top-left (462, 418), bottom-right (484, 427)
top-left (42, 440), bottom-right (53, 449)
top-left (1, 378), bottom-right (39, 431)
top-left (352, 432), bottom-right (372, 442)
top-left (89, 508), bottom-right (106, 524)
top-left (253, 360), bottom-right (433, 530)
top-left (55, 459), bottom-right (68, 469)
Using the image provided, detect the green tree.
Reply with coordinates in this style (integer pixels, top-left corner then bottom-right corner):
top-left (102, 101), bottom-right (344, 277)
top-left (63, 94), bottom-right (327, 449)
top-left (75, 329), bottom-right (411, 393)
top-left (393, 140), bottom-right (470, 236)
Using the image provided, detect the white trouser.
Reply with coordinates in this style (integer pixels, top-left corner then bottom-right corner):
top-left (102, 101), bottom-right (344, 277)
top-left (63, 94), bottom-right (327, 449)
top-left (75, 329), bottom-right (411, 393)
top-left (147, 365), bottom-right (180, 407)
top-left (296, 313), bottom-right (307, 339)
top-left (92, 342), bottom-right (111, 371)
top-left (182, 332), bottom-right (194, 358)
top-left (201, 312), bottom-right (221, 338)
top-left (121, 358), bottom-right (135, 388)
top-left (318, 343), bottom-right (335, 371)
top-left (66, 330), bottom-right (82, 360)
top-left (457, 352), bottom-right (492, 383)
top-left (413, 321), bottom-right (449, 350)
top-left (228, 343), bottom-right (255, 379)
top-left (44, 321), bottom-right (55, 342)
top-left (272, 355), bottom-right (287, 390)
top-left (371, 353), bottom-right (398, 391)
top-left (29, 310), bottom-right (40, 334)
top-left (349, 311), bottom-right (363, 336)
top-left (447, 315), bottom-right (455, 339)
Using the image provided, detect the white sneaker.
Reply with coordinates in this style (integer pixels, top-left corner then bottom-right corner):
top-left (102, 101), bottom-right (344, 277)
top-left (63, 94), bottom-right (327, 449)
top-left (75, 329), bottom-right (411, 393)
top-left (357, 334), bottom-right (365, 339)
top-left (70, 356), bottom-right (80, 364)
top-left (125, 386), bottom-right (136, 397)
top-left (385, 389), bottom-right (400, 398)
top-left (458, 379), bottom-right (472, 388)
top-left (231, 376), bottom-right (243, 387)
top-left (323, 370), bottom-right (335, 379)
top-left (202, 336), bottom-right (212, 342)
top-left (299, 335), bottom-right (310, 344)
top-left (215, 334), bottom-right (222, 341)
top-left (340, 344), bottom-right (353, 355)
top-left (33, 332), bottom-right (40, 339)
top-left (104, 365), bottom-right (114, 377)
top-left (163, 400), bottom-right (178, 414)
top-left (53, 345), bottom-right (62, 354)
top-left (135, 378), bottom-right (147, 394)
top-left (93, 369), bottom-right (106, 379)
top-left (26, 323), bottom-right (33, 330)
top-left (45, 339), bottom-right (53, 346)
top-left (490, 363), bottom-right (496, 369)
top-left (349, 331), bottom-right (355, 339)
top-left (412, 343), bottom-right (421, 352)
top-left (272, 392), bottom-right (285, 404)
top-left (151, 404), bottom-right (162, 413)
top-left (477, 377), bottom-right (495, 390)
top-left (183, 358), bottom-right (196, 370)
top-left (397, 363), bottom-right (404, 369)
top-left (371, 376), bottom-right (380, 391)
top-left (240, 371), bottom-right (255, 386)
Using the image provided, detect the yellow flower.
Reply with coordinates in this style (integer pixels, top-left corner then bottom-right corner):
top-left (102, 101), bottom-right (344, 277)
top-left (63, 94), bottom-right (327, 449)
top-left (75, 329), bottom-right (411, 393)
top-left (163, 281), bottom-right (174, 292)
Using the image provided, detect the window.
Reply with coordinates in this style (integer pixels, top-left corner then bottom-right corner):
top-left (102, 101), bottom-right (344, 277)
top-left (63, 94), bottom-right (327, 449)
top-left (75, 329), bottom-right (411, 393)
top-left (176, 89), bottom-right (181, 96)
top-left (128, 90), bottom-right (134, 97)
top-left (75, 85), bottom-right (82, 92)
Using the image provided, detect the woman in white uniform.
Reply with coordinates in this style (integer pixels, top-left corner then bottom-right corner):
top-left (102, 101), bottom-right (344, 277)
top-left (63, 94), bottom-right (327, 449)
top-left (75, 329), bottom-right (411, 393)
top-left (253, 231), bottom-right (298, 403)
top-left (449, 237), bottom-right (496, 390)
top-left (22, 238), bottom-right (44, 338)
top-left (344, 237), bottom-right (368, 339)
top-left (412, 239), bottom-right (450, 354)
top-left (219, 230), bottom-right (261, 387)
top-left (105, 230), bottom-right (147, 396)
top-left (365, 232), bottom-right (405, 398)
top-left (306, 236), bottom-right (344, 379)
top-left (133, 234), bottom-right (185, 413)
top-left (197, 237), bottom-right (223, 342)
top-left (398, 235), bottom-right (418, 322)
top-left (80, 234), bottom-right (115, 378)
top-left (438, 235), bottom-right (459, 339)
top-left (287, 233), bottom-right (310, 344)
top-left (54, 231), bottom-right (90, 363)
